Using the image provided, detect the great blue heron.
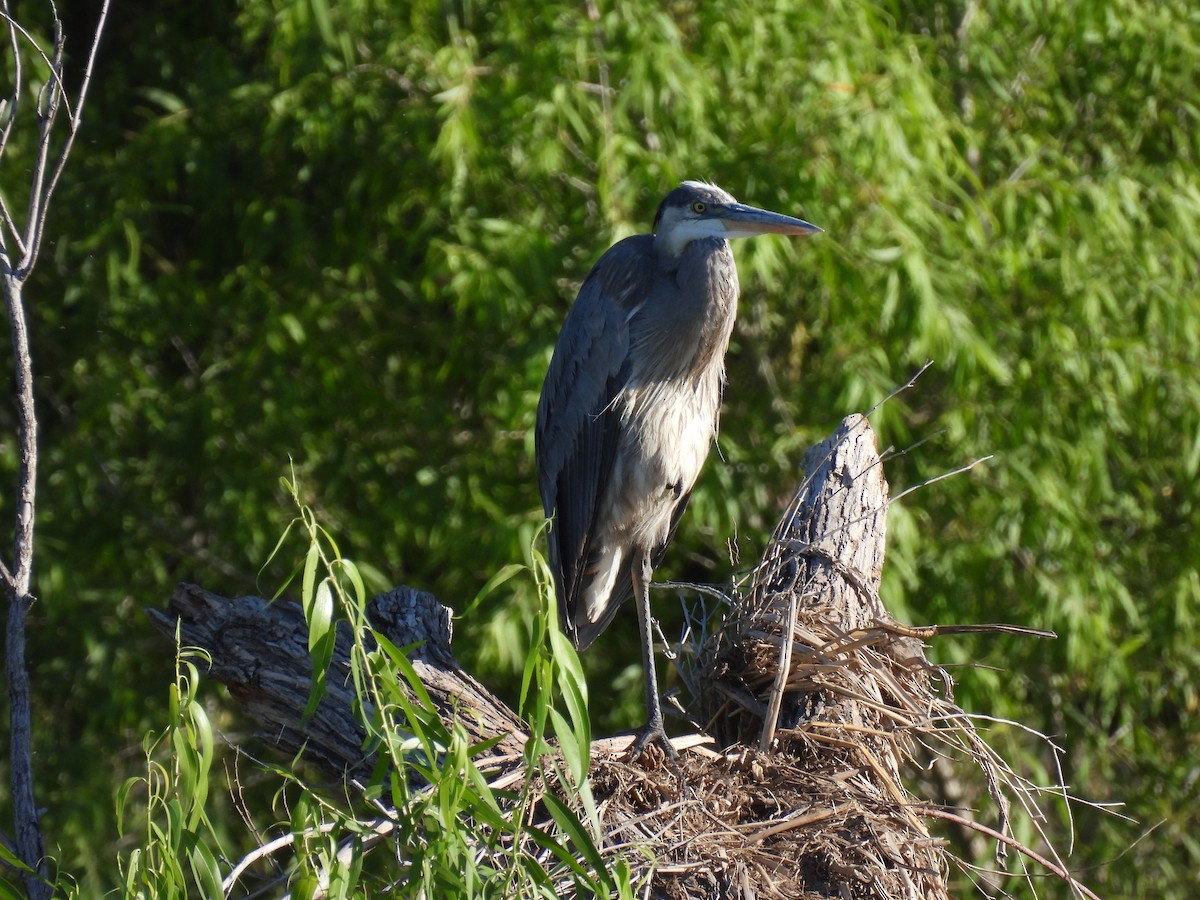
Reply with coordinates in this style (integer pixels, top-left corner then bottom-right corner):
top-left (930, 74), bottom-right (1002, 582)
top-left (536, 181), bottom-right (820, 758)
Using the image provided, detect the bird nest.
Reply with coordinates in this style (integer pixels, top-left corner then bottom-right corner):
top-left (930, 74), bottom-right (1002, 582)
top-left (588, 743), bottom-right (943, 900)
top-left (572, 596), bottom-right (1087, 900)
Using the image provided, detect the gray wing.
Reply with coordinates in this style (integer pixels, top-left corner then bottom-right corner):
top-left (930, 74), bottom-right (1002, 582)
top-left (535, 236), bottom-right (655, 644)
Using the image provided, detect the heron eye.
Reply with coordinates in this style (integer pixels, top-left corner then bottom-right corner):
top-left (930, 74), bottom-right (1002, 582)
top-left (692, 201), bottom-right (706, 213)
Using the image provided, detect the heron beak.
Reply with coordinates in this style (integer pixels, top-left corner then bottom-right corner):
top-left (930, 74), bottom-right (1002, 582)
top-left (717, 203), bottom-right (822, 239)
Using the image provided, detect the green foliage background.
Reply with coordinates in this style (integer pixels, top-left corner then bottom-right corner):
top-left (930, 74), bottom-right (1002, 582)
top-left (0, 0), bottom-right (1196, 894)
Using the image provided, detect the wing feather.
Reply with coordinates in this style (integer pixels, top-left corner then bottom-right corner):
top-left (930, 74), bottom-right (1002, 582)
top-left (535, 236), bottom-right (656, 646)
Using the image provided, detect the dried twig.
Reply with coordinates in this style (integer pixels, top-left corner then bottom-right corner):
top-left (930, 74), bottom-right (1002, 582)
top-left (918, 806), bottom-right (1101, 900)
top-left (758, 583), bottom-right (799, 752)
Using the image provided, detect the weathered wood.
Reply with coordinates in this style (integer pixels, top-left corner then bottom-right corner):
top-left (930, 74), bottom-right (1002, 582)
top-left (697, 413), bottom-right (927, 747)
top-left (148, 583), bottom-right (528, 779)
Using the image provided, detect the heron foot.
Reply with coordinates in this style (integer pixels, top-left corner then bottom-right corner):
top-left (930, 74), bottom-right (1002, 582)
top-left (628, 720), bottom-right (678, 764)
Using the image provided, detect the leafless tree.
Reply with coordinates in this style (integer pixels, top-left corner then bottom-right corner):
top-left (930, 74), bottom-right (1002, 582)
top-left (0, 3), bottom-right (110, 897)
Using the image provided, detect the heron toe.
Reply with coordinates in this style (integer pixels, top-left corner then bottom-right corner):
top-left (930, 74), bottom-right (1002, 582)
top-left (628, 719), bottom-right (678, 763)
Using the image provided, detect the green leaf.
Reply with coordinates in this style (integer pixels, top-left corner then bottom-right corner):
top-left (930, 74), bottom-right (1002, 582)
top-left (339, 557), bottom-right (367, 608)
top-left (542, 792), bottom-right (609, 887)
top-left (303, 609), bottom-right (336, 725)
top-left (308, 578), bottom-right (335, 657)
top-left (302, 541), bottom-right (319, 611)
top-left (0, 843), bottom-right (31, 875)
top-left (520, 820), bottom-right (597, 888)
top-left (548, 707), bottom-right (586, 789)
top-left (465, 562), bottom-right (525, 617)
top-left (189, 843), bottom-right (224, 899)
top-left (115, 776), bottom-right (142, 838)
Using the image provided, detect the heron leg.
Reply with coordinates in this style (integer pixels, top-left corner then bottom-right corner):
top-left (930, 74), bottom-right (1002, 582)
top-left (629, 548), bottom-right (677, 762)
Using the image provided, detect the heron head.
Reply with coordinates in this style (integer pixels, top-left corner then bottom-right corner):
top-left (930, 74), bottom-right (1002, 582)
top-left (652, 181), bottom-right (821, 258)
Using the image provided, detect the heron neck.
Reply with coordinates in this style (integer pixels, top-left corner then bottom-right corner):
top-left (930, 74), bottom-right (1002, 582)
top-left (631, 239), bottom-right (739, 384)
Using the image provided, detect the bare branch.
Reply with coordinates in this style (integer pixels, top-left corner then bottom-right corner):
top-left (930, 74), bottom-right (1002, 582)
top-left (890, 455), bottom-right (994, 505)
top-left (867, 358), bottom-right (934, 418)
top-left (223, 822), bottom-right (340, 895)
top-left (875, 620), bottom-right (1056, 641)
top-left (0, 188), bottom-right (25, 259)
top-left (0, 3), bottom-right (24, 161)
top-left (918, 806), bottom-right (1101, 900)
top-left (19, 0), bottom-right (111, 274)
top-left (20, 15), bottom-right (65, 276)
top-left (0, 9), bottom-right (73, 121)
top-left (0, 9), bottom-right (19, 260)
